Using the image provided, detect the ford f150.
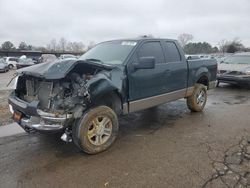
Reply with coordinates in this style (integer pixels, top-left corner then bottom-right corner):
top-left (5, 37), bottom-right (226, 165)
top-left (9, 38), bottom-right (217, 154)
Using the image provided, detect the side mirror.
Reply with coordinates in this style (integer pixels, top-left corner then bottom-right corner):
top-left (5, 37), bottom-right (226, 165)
top-left (134, 57), bottom-right (155, 70)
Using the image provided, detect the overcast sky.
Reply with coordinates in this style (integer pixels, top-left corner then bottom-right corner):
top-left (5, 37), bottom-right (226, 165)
top-left (0, 0), bottom-right (250, 47)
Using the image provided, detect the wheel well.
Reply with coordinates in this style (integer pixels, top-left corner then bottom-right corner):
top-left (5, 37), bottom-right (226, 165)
top-left (197, 76), bottom-right (209, 87)
top-left (93, 91), bottom-right (122, 115)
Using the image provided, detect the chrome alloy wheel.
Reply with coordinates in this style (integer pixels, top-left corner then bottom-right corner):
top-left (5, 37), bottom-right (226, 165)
top-left (87, 116), bottom-right (112, 146)
top-left (196, 90), bottom-right (206, 106)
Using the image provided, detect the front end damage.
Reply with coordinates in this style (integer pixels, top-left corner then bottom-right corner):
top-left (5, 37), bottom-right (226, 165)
top-left (8, 60), bottom-right (119, 141)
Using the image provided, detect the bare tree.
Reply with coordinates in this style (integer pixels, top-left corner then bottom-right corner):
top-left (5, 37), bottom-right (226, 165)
top-left (67, 41), bottom-right (85, 52)
top-left (46, 39), bottom-right (56, 51)
top-left (218, 39), bottom-right (228, 53)
top-left (178, 33), bottom-right (193, 47)
top-left (58, 37), bottom-right (67, 52)
top-left (218, 38), bottom-right (245, 53)
top-left (50, 39), bottom-right (57, 51)
top-left (87, 41), bottom-right (95, 50)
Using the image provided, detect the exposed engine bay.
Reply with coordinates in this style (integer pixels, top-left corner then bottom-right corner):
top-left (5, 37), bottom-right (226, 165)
top-left (8, 59), bottom-right (120, 143)
top-left (15, 63), bottom-right (108, 118)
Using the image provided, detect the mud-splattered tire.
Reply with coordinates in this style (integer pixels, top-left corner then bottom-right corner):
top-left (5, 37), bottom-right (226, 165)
top-left (72, 106), bottom-right (119, 154)
top-left (187, 84), bottom-right (207, 112)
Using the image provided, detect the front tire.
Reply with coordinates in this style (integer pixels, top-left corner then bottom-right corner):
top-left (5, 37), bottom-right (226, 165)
top-left (8, 64), bottom-right (13, 69)
top-left (187, 84), bottom-right (207, 112)
top-left (72, 106), bottom-right (119, 154)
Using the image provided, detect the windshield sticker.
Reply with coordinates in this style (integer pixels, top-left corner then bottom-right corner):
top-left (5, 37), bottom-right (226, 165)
top-left (121, 41), bottom-right (137, 46)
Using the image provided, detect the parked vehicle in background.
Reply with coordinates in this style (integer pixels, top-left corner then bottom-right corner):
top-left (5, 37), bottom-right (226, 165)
top-left (0, 58), bottom-right (9, 72)
top-left (217, 52), bottom-right (250, 86)
top-left (214, 53), bottom-right (233, 64)
top-left (59, 54), bottom-right (77, 60)
top-left (3, 57), bottom-right (19, 69)
top-left (38, 54), bottom-right (58, 63)
top-left (16, 58), bottom-right (35, 69)
top-left (185, 54), bottom-right (201, 60)
top-left (185, 54), bottom-right (214, 60)
top-left (9, 38), bottom-right (217, 154)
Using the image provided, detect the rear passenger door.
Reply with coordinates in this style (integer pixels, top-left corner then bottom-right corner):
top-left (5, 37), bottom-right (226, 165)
top-left (161, 41), bottom-right (188, 93)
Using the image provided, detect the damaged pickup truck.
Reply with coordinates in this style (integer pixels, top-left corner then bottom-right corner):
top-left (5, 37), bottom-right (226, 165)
top-left (9, 38), bottom-right (217, 154)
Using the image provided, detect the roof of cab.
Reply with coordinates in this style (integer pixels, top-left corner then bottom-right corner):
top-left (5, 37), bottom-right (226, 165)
top-left (105, 36), bottom-right (178, 43)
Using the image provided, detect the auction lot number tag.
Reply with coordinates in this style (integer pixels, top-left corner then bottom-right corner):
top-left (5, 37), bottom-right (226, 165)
top-left (121, 41), bottom-right (137, 46)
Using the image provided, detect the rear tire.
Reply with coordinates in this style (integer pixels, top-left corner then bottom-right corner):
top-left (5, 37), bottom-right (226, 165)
top-left (187, 84), bottom-right (207, 112)
top-left (72, 106), bottom-right (119, 154)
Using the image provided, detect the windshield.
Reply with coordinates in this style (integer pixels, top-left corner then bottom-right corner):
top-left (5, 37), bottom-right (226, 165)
top-left (223, 55), bottom-right (250, 64)
top-left (79, 40), bottom-right (137, 65)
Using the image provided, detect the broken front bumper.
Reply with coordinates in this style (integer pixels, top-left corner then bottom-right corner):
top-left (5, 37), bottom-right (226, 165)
top-left (8, 91), bottom-right (73, 132)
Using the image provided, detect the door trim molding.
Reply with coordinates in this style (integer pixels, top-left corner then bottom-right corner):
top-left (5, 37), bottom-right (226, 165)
top-left (122, 87), bottom-right (195, 114)
top-left (128, 88), bottom-right (187, 113)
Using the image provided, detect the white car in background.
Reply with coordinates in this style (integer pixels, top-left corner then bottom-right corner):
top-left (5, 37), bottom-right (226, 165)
top-left (38, 54), bottom-right (58, 63)
top-left (59, 54), bottom-right (77, 60)
top-left (217, 52), bottom-right (250, 86)
top-left (3, 57), bottom-right (19, 69)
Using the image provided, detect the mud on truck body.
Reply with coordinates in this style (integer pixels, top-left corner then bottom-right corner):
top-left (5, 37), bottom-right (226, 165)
top-left (9, 38), bottom-right (217, 154)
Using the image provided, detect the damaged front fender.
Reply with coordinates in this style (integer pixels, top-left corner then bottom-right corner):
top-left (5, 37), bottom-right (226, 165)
top-left (86, 67), bottom-right (125, 101)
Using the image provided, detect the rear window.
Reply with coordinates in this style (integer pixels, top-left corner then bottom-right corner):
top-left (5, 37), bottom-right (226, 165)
top-left (164, 42), bottom-right (181, 62)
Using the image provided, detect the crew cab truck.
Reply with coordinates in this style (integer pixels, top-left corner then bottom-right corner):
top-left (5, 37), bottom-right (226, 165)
top-left (9, 38), bottom-right (217, 154)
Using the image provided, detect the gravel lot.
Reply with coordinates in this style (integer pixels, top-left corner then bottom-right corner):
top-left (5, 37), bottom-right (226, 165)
top-left (0, 70), bottom-right (16, 126)
top-left (0, 84), bottom-right (249, 188)
top-left (0, 90), bottom-right (13, 126)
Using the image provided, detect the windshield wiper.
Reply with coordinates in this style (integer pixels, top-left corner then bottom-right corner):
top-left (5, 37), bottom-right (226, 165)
top-left (85, 58), bottom-right (104, 64)
top-left (84, 58), bottom-right (115, 68)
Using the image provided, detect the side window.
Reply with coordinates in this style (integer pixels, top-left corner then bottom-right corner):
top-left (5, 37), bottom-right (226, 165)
top-left (164, 42), bottom-right (181, 62)
top-left (137, 42), bottom-right (164, 64)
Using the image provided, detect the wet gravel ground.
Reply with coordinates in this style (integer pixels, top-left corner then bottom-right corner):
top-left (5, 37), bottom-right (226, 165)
top-left (0, 70), bottom-right (16, 126)
top-left (0, 90), bottom-right (13, 126)
top-left (0, 84), bottom-right (250, 188)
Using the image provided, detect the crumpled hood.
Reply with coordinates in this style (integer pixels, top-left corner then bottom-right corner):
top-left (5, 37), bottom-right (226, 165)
top-left (17, 59), bottom-right (80, 79)
top-left (17, 59), bottom-right (114, 79)
top-left (218, 63), bottom-right (250, 72)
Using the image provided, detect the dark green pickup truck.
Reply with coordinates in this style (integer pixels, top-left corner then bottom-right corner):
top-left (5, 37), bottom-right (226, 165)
top-left (9, 38), bottom-right (217, 154)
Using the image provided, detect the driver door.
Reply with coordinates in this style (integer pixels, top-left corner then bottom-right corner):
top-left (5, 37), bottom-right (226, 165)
top-left (127, 41), bottom-right (169, 101)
